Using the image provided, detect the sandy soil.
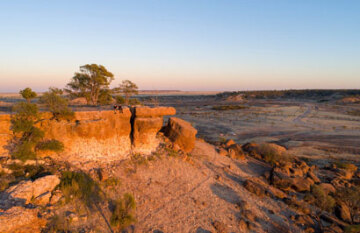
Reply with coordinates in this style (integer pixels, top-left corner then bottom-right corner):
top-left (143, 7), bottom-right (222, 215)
top-left (91, 140), bottom-right (302, 233)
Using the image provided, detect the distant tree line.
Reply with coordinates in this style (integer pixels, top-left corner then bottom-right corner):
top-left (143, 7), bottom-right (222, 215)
top-left (217, 89), bottom-right (360, 100)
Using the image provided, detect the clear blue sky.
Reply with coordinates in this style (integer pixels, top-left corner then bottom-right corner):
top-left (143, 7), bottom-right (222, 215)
top-left (0, 0), bottom-right (359, 92)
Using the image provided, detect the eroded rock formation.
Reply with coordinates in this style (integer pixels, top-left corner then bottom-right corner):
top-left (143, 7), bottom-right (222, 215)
top-left (164, 117), bottom-right (197, 152)
top-left (131, 107), bottom-right (176, 154)
top-left (0, 107), bottom-right (177, 161)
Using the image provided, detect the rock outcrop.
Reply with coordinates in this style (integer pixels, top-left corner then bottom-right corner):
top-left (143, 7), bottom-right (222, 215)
top-left (40, 110), bottom-right (132, 161)
top-left (5, 175), bottom-right (60, 205)
top-left (0, 106), bottom-right (178, 161)
top-left (164, 117), bottom-right (197, 152)
top-left (0, 206), bottom-right (47, 233)
top-left (131, 107), bottom-right (176, 154)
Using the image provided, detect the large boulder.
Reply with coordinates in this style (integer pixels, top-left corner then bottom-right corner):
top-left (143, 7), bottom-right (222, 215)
top-left (164, 117), bottom-right (197, 152)
top-left (131, 107), bottom-right (176, 154)
top-left (0, 206), bottom-right (47, 233)
top-left (6, 175), bottom-right (60, 205)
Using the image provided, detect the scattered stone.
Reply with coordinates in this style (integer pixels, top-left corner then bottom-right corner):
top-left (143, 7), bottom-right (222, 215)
top-left (212, 220), bottom-right (227, 233)
top-left (307, 171), bottom-right (321, 183)
top-left (335, 201), bottom-right (352, 223)
top-left (6, 175), bottom-right (60, 205)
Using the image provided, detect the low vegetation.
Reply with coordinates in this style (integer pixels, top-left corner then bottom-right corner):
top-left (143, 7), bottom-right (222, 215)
top-left (39, 87), bottom-right (74, 120)
top-left (212, 105), bottom-right (248, 111)
top-left (58, 170), bottom-right (102, 210)
top-left (304, 184), bottom-right (335, 212)
top-left (110, 193), bottom-right (136, 231)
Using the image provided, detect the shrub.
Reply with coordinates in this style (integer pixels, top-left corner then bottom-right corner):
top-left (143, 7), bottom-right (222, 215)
top-left (334, 161), bottom-right (357, 172)
top-left (115, 95), bottom-right (125, 104)
top-left (128, 98), bottom-right (141, 106)
top-left (10, 102), bottom-right (65, 161)
top-left (336, 186), bottom-right (360, 223)
top-left (36, 139), bottom-right (64, 152)
top-left (310, 185), bottom-right (335, 212)
top-left (131, 153), bottom-right (148, 166)
top-left (212, 105), bottom-right (248, 111)
top-left (39, 87), bottom-right (74, 120)
top-left (345, 225), bottom-right (360, 233)
top-left (110, 193), bottom-right (136, 231)
top-left (58, 170), bottom-right (102, 210)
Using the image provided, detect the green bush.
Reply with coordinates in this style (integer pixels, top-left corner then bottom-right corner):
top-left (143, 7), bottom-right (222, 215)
top-left (115, 95), bottom-right (125, 104)
top-left (128, 98), bottom-right (141, 106)
top-left (345, 225), bottom-right (360, 233)
top-left (36, 139), bottom-right (64, 152)
top-left (310, 185), bottom-right (335, 212)
top-left (110, 193), bottom-right (136, 231)
top-left (58, 170), bottom-right (102, 210)
top-left (336, 186), bottom-right (360, 223)
top-left (10, 102), bottom-right (65, 161)
top-left (39, 87), bottom-right (74, 120)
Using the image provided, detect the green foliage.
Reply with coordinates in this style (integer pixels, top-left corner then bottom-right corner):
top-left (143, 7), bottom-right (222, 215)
top-left (128, 98), bottom-right (142, 106)
top-left (39, 87), bottom-right (74, 120)
top-left (345, 225), bottom-right (360, 233)
top-left (10, 101), bottom-right (65, 161)
top-left (36, 139), bottom-right (64, 152)
top-left (115, 95), bottom-right (125, 104)
top-left (19, 87), bottom-right (37, 103)
top-left (309, 185), bottom-right (335, 212)
top-left (212, 105), bottom-right (248, 111)
top-left (333, 161), bottom-right (357, 172)
top-left (165, 147), bottom-right (179, 157)
top-left (66, 64), bottom-right (114, 105)
top-left (115, 80), bottom-right (138, 105)
top-left (97, 88), bottom-right (113, 105)
top-left (58, 170), bottom-right (102, 210)
top-left (131, 153), bottom-right (148, 166)
top-left (110, 193), bottom-right (136, 231)
top-left (336, 186), bottom-right (360, 223)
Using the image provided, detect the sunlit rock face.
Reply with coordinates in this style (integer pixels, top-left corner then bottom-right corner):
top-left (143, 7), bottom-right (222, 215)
top-left (164, 117), bottom-right (197, 152)
top-left (131, 107), bottom-right (176, 154)
top-left (0, 107), bottom-right (177, 162)
top-left (39, 109), bottom-right (132, 162)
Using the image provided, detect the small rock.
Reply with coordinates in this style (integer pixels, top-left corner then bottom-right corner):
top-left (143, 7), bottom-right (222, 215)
top-left (212, 220), bottom-right (227, 233)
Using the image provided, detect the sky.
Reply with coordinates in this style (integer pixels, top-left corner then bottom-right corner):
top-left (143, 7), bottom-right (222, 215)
top-left (0, 0), bottom-right (359, 92)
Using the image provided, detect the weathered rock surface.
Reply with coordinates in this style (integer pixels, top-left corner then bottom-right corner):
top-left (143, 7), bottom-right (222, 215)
top-left (0, 206), bottom-right (46, 233)
top-left (131, 106), bottom-right (176, 154)
top-left (164, 117), bottom-right (197, 152)
top-left (5, 175), bottom-right (60, 205)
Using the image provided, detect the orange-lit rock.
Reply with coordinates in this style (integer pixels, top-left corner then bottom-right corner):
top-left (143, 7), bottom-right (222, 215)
top-left (131, 106), bottom-right (176, 154)
top-left (164, 117), bottom-right (197, 152)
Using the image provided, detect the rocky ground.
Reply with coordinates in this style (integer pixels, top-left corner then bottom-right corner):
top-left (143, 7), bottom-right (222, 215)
top-left (1, 133), bottom-right (359, 232)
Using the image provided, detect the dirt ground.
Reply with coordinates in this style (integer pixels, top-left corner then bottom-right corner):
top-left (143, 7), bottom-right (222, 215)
top-left (160, 97), bottom-right (360, 165)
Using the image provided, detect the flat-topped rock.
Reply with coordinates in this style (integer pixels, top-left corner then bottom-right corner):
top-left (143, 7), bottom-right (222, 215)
top-left (133, 106), bottom-right (176, 117)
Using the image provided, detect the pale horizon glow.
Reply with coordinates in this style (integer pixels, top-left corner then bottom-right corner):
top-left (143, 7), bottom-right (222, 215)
top-left (1, 1), bottom-right (360, 92)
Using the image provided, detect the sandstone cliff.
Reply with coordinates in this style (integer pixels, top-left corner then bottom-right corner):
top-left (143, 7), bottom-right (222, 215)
top-left (0, 107), bottom-right (176, 162)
